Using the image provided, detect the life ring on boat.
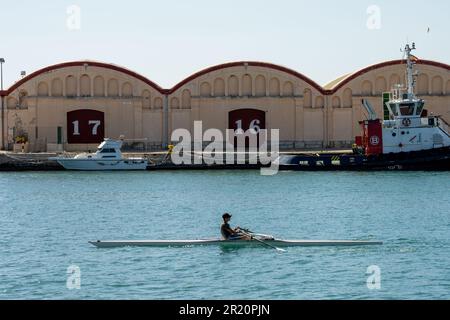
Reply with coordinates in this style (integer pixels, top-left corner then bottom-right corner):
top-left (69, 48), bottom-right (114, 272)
top-left (369, 135), bottom-right (380, 146)
top-left (402, 118), bottom-right (411, 127)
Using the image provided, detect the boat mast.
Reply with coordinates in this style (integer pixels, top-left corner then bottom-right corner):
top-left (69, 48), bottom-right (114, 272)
top-left (404, 42), bottom-right (416, 99)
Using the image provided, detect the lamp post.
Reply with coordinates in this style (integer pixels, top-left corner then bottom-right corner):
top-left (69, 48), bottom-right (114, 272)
top-left (0, 57), bottom-right (4, 90)
top-left (1, 58), bottom-right (5, 150)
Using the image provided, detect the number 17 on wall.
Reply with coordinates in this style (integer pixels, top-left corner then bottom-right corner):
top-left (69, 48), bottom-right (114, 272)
top-left (72, 120), bottom-right (101, 136)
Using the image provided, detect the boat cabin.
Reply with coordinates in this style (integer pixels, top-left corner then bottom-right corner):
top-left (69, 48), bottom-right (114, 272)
top-left (95, 139), bottom-right (123, 159)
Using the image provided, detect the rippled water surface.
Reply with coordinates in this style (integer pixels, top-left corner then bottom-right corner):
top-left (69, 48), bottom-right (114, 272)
top-left (1, 170), bottom-right (449, 299)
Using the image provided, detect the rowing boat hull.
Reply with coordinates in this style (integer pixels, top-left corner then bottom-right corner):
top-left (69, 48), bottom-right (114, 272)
top-left (89, 239), bottom-right (383, 248)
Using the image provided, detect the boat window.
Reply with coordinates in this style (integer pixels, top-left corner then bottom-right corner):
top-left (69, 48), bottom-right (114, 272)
top-left (399, 103), bottom-right (415, 116)
top-left (102, 156), bottom-right (116, 158)
top-left (100, 148), bottom-right (116, 153)
top-left (388, 103), bottom-right (399, 116)
top-left (416, 101), bottom-right (424, 116)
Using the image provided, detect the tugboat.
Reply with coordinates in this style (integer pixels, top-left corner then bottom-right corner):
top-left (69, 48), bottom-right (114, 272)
top-left (278, 43), bottom-right (450, 170)
top-left (51, 138), bottom-right (148, 170)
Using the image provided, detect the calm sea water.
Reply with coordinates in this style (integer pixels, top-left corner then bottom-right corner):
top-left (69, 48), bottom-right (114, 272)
top-left (0, 170), bottom-right (449, 300)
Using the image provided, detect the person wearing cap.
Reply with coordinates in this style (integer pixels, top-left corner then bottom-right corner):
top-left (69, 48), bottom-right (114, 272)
top-left (220, 213), bottom-right (251, 240)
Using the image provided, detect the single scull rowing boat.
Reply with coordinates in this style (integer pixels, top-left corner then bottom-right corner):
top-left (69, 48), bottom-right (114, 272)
top-left (89, 239), bottom-right (383, 248)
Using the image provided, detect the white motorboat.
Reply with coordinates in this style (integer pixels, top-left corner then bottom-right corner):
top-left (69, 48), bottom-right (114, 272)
top-left (50, 138), bottom-right (148, 170)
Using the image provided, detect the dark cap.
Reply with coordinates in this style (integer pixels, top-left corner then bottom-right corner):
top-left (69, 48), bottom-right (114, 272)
top-left (222, 213), bottom-right (232, 219)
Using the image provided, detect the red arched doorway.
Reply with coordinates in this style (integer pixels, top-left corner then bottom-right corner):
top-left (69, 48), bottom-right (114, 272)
top-left (67, 109), bottom-right (104, 144)
top-left (228, 108), bottom-right (266, 149)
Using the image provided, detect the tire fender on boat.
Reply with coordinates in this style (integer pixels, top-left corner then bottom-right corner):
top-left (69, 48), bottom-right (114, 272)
top-left (402, 118), bottom-right (411, 127)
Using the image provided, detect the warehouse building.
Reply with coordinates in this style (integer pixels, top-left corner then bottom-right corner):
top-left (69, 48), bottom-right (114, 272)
top-left (0, 59), bottom-right (449, 152)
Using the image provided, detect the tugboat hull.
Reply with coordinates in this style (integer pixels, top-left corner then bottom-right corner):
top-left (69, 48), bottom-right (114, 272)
top-left (277, 147), bottom-right (450, 171)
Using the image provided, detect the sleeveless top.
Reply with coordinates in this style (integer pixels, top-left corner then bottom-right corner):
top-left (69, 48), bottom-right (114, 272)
top-left (220, 222), bottom-right (233, 239)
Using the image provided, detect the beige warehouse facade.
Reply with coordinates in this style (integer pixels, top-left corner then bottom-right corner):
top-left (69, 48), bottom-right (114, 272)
top-left (0, 59), bottom-right (449, 152)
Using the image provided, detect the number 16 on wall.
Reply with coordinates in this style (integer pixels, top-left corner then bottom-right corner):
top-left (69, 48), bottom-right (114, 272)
top-left (234, 119), bottom-right (261, 134)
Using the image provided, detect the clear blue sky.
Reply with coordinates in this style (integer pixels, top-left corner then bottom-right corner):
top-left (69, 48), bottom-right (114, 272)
top-left (1, 0), bottom-right (449, 89)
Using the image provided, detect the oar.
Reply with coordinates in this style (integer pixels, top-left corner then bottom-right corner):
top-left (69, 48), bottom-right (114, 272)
top-left (239, 230), bottom-right (286, 252)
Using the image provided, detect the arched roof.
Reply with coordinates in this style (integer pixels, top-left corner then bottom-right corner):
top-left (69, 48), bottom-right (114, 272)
top-left (0, 60), bottom-right (165, 95)
top-left (325, 59), bottom-right (450, 93)
top-left (167, 61), bottom-right (324, 94)
top-left (1, 59), bottom-right (449, 97)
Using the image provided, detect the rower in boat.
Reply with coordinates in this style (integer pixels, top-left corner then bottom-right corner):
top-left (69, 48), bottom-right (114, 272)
top-left (220, 213), bottom-right (251, 240)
